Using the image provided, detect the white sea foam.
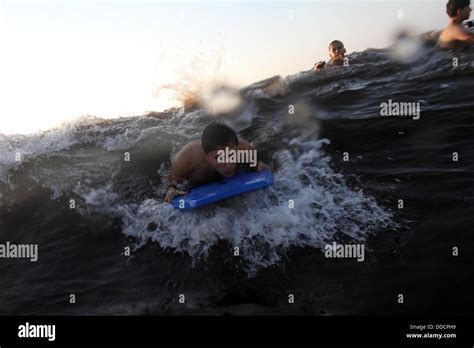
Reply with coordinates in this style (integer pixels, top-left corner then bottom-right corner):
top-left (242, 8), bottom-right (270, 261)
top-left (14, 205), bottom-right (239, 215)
top-left (0, 114), bottom-right (169, 183)
top-left (0, 117), bottom-right (84, 182)
top-left (115, 137), bottom-right (394, 276)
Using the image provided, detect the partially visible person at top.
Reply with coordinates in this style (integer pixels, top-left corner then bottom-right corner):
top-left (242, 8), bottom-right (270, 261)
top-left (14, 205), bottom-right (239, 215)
top-left (314, 40), bottom-right (348, 71)
top-left (438, 0), bottom-right (474, 49)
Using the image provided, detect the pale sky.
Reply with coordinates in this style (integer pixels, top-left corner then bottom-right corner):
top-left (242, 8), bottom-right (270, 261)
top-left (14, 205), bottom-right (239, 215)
top-left (0, 0), bottom-right (447, 134)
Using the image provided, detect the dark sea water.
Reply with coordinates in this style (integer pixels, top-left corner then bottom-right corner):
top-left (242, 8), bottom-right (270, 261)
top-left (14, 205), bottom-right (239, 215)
top-left (1, 34), bottom-right (473, 315)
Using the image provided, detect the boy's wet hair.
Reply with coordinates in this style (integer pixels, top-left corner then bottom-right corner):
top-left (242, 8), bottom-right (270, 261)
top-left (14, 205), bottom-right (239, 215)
top-left (329, 40), bottom-right (344, 50)
top-left (446, 0), bottom-right (470, 17)
top-left (201, 123), bottom-right (238, 153)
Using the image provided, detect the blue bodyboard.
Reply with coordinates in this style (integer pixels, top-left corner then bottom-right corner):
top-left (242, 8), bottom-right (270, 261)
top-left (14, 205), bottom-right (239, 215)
top-left (172, 170), bottom-right (273, 211)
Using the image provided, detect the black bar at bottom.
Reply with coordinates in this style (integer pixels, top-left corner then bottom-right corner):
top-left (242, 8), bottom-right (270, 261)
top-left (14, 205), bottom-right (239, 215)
top-left (0, 316), bottom-right (471, 345)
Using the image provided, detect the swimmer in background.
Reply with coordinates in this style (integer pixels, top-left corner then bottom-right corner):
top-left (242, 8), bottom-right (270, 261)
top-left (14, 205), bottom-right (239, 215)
top-left (438, 0), bottom-right (474, 49)
top-left (243, 41), bottom-right (350, 96)
top-left (314, 40), bottom-right (348, 71)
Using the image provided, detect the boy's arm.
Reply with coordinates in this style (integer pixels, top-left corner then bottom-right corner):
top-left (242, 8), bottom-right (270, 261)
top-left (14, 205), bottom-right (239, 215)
top-left (169, 156), bottom-right (190, 184)
top-left (164, 153), bottom-right (192, 203)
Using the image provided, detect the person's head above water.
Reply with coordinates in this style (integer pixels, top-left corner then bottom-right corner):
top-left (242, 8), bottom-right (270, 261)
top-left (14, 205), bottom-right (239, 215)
top-left (446, 0), bottom-right (471, 20)
top-left (314, 40), bottom-right (348, 70)
top-left (328, 40), bottom-right (346, 65)
top-left (201, 123), bottom-right (238, 177)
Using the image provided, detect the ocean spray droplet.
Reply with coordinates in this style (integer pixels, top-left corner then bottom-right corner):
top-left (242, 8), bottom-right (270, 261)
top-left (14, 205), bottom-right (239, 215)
top-left (200, 86), bottom-right (243, 116)
top-left (288, 101), bottom-right (312, 125)
top-left (390, 31), bottom-right (423, 64)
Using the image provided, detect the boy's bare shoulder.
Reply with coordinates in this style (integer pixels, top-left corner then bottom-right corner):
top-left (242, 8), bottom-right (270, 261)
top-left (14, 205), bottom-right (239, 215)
top-left (169, 140), bottom-right (203, 180)
top-left (173, 139), bottom-right (202, 163)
